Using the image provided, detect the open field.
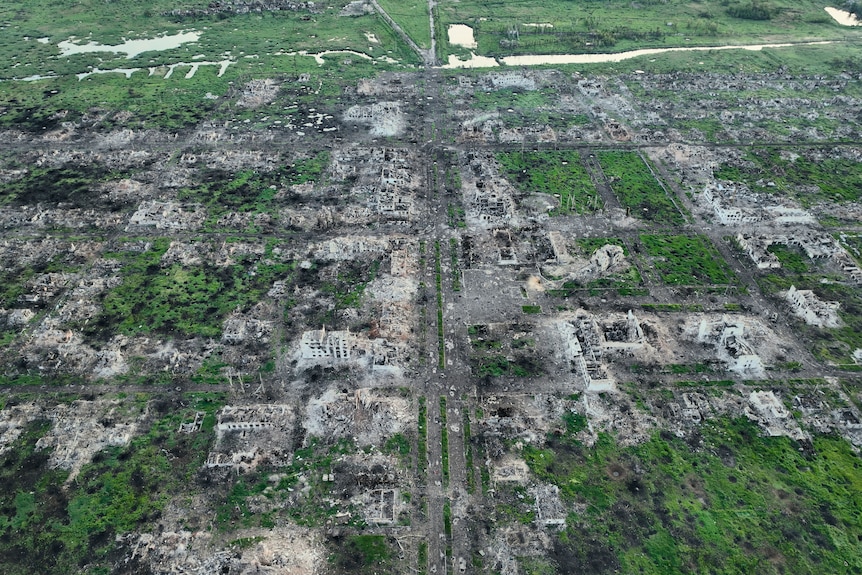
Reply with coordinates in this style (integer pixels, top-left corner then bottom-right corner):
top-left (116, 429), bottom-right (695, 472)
top-left (497, 150), bottom-right (600, 215)
top-left (436, 0), bottom-right (861, 58)
top-left (599, 151), bottom-right (686, 225)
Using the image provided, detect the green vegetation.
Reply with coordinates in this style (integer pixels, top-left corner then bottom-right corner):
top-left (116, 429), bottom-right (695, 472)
top-left (639, 234), bottom-right (735, 286)
top-left (497, 151), bottom-right (601, 215)
top-left (447, 203), bottom-right (466, 228)
top-left (437, 0), bottom-right (855, 60)
top-left (440, 396), bottom-right (450, 488)
top-left (217, 437), bottom-right (356, 531)
top-left (766, 244), bottom-right (809, 274)
top-left (450, 238), bottom-right (462, 292)
top-left (418, 397), bottom-right (428, 476)
top-left (177, 154), bottom-right (328, 231)
top-left (377, 0), bottom-right (432, 49)
top-left (418, 541), bottom-right (428, 575)
top-left (443, 499), bottom-right (452, 537)
top-left (463, 408), bottom-right (475, 493)
top-left (839, 233), bottom-right (862, 266)
top-left (715, 148), bottom-right (862, 207)
top-left (0, 0), bottom-right (419, 130)
top-left (548, 238), bottom-right (646, 297)
top-left (518, 556), bottom-right (557, 575)
top-left (787, 282), bottom-right (862, 366)
top-left (474, 354), bottom-right (543, 378)
top-left (525, 416), bottom-right (862, 575)
top-left (322, 258), bottom-right (381, 309)
top-left (435, 241), bottom-right (445, 369)
top-left (522, 304), bottom-right (542, 314)
top-left (496, 484), bottom-right (536, 524)
top-left (0, 165), bottom-right (129, 208)
top-left (384, 433), bottom-right (412, 468)
top-left (0, 393), bottom-right (223, 575)
top-left (468, 88), bottom-right (590, 130)
top-left (335, 534), bottom-right (392, 574)
top-left (599, 151), bottom-right (684, 225)
top-left (642, 303), bottom-right (705, 312)
top-left (726, 1), bottom-right (776, 20)
top-left (94, 238), bottom-right (293, 338)
top-left (468, 325), bottom-right (544, 376)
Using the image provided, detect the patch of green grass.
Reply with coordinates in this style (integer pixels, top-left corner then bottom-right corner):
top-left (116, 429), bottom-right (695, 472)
top-left (435, 241), bottom-right (445, 369)
top-left (497, 150), bottom-right (601, 215)
top-left (418, 397), bottom-right (427, 476)
top-left (518, 556), bottom-right (557, 575)
top-left (0, 0), bottom-right (419, 130)
top-left (447, 203), bottom-right (466, 228)
top-left (522, 305), bottom-right (542, 314)
top-left (639, 234), bottom-right (735, 286)
top-left (418, 541), bottom-right (428, 575)
top-left (178, 154), bottom-right (328, 231)
top-left (0, 393), bottom-right (224, 575)
top-left (440, 396), bottom-right (450, 488)
top-left (94, 238), bottom-right (294, 338)
top-left (715, 147), bottom-right (862, 206)
top-left (450, 238), bottom-right (461, 291)
top-left (599, 151), bottom-right (684, 225)
top-left (474, 354), bottom-right (543, 378)
top-left (384, 433), bottom-right (412, 468)
top-left (545, 238), bottom-right (646, 297)
top-left (377, 0), bottom-right (431, 49)
top-left (525, 416), bottom-right (862, 575)
top-left (766, 243), bottom-right (809, 274)
top-left (322, 258), bottom-right (380, 309)
top-left (336, 535), bottom-right (392, 573)
top-left (230, 536), bottom-right (266, 550)
top-left (496, 484), bottom-right (536, 525)
top-left (438, 0), bottom-right (855, 61)
top-left (217, 437), bottom-right (356, 531)
top-left (783, 281), bottom-right (862, 366)
top-left (463, 408), bottom-right (475, 493)
top-left (641, 303), bottom-right (705, 312)
top-left (838, 233), bottom-right (862, 266)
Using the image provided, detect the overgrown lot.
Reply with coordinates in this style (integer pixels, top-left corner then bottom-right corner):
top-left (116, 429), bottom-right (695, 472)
top-left (0, 393), bottom-right (224, 575)
top-left (639, 234), bottom-right (735, 286)
top-left (525, 415), bottom-right (862, 575)
top-left (599, 151), bottom-right (685, 225)
top-left (497, 150), bottom-right (601, 215)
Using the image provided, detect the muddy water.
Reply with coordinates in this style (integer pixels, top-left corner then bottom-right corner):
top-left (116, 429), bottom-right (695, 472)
top-left (441, 52), bottom-right (498, 69)
top-left (502, 41), bottom-right (833, 66)
top-left (58, 31), bottom-right (201, 59)
top-left (448, 24), bottom-right (477, 49)
top-left (825, 7), bottom-right (861, 26)
top-left (440, 40), bottom-right (833, 69)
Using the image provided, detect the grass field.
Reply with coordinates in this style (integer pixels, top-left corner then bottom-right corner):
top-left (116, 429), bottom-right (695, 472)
top-left (92, 238), bottom-right (293, 339)
top-left (377, 0), bottom-right (432, 49)
top-left (0, 0), bottom-right (418, 130)
top-left (436, 0), bottom-right (862, 59)
top-left (497, 150), bottom-right (601, 215)
top-left (599, 151), bottom-right (685, 225)
top-left (525, 415), bottom-right (862, 575)
top-left (547, 238), bottom-right (647, 296)
top-left (715, 147), bottom-right (862, 206)
top-left (0, 393), bottom-right (224, 575)
top-left (640, 234), bottom-right (735, 286)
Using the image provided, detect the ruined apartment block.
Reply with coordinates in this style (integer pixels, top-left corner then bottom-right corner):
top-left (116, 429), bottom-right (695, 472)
top-left (697, 316), bottom-right (765, 377)
top-left (784, 285), bottom-right (842, 328)
top-left (206, 404), bottom-right (294, 471)
top-left (746, 390), bottom-right (808, 441)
